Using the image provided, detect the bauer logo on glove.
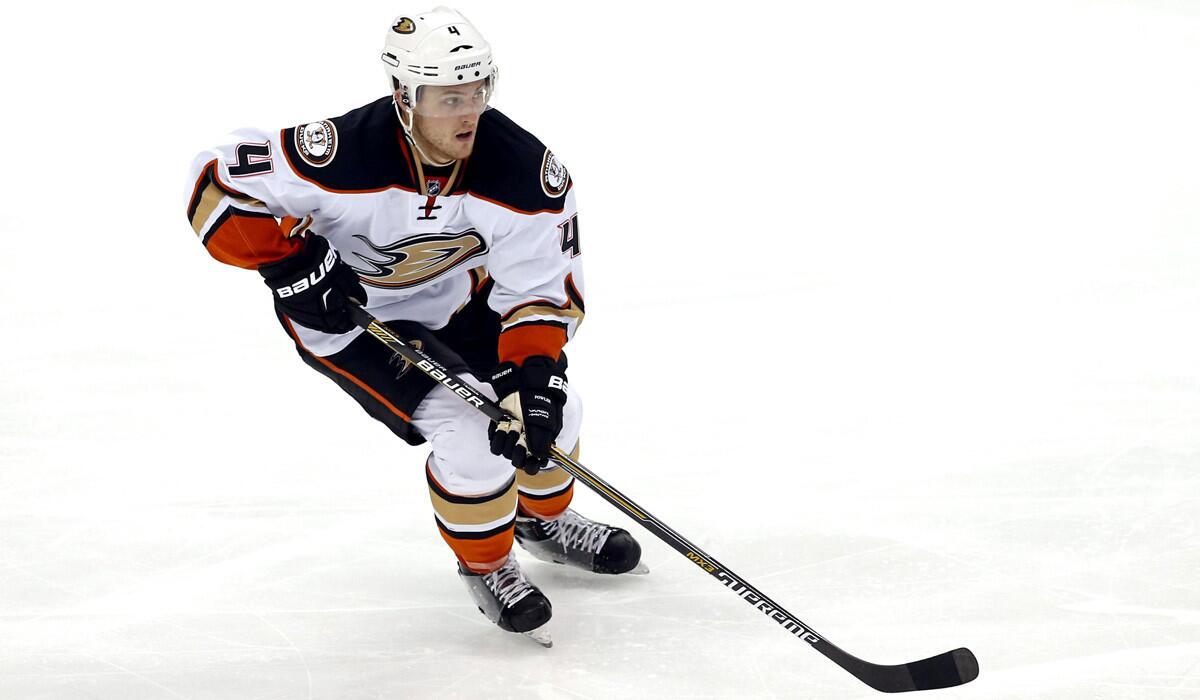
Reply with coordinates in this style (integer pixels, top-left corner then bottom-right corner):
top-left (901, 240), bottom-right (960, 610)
top-left (273, 246), bottom-right (338, 298)
top-left (488, 356), bottom-right (569, 474)
top-left (258, 234), bottom-right (367, 335)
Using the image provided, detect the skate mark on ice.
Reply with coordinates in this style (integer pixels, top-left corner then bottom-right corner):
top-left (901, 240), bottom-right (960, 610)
top-left (1172, 655), bottom-right (1200, 692)
top-left (83, 652), bottom-right (190, 700)
top-left (577, 610), bottom-right (761, 643)
top-left (158, 616), bottom-right (297, 653)
top-left (752, 542), bottom-right (900, 581)
top-left (252, 612), bottom-right (313, 700)
top-left (1059, 596), bottom-right (1200, 625)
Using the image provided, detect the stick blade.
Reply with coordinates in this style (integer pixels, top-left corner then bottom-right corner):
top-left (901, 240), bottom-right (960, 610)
top-left (902, 647), bottom-right (979, 692)
top-left (848, 646), bottom-right (978, 693)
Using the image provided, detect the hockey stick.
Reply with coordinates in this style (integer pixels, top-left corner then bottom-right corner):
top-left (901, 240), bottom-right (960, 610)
top-left (349, 306), bottom-right (979, 693)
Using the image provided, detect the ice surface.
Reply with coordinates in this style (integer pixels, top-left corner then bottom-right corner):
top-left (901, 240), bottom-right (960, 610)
top-left (2, 1), bottom-right (1199, 698)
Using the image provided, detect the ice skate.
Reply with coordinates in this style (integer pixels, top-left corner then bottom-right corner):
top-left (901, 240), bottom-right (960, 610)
top-left (515, 508), bottom-right (648, 575)
top-left (457, 556), bottom-right (553, 646)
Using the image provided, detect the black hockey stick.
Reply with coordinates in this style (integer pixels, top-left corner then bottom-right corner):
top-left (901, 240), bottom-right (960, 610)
top-left (349, 306), bottom-right (979, 693)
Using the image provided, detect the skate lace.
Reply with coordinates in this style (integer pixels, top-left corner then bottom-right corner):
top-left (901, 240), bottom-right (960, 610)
top-left (544, 509), bottom-right (611, 554)
top-left (483, 559), bottom-right (536, 609)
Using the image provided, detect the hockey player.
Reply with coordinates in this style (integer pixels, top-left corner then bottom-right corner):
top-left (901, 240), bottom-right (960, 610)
top-left (184, 7), bottom-right (645, 645)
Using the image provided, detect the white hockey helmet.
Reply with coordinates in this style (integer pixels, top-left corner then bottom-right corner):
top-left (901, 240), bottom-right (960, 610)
top-left (381, 7), bottom-right (497, 122)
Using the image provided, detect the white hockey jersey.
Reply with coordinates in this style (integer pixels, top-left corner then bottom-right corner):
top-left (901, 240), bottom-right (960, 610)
top-left (185, 98), bottom-right (584, 362)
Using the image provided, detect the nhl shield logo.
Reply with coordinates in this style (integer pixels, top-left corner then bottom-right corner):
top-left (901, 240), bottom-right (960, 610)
top-left (425, 178), bottom-right (442, 196)
top-left (393, 18), bottom-right (415, 34)
top-left (296, 120), bottom-right (338, 168)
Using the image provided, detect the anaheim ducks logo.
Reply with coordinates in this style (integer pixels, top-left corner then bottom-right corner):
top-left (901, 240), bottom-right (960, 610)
top-left (350, 231), bottom-right (487, 289)
top-left (393, 18), bottom-right (415, 34)
top-left (296, 120), bottom-right (337, 167)
top-left (541, 149), bottom-right (569, 198)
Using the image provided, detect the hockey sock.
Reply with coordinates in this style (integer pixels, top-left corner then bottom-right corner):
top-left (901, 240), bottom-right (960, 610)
top-left (427, 461), bottom-right (517, 573)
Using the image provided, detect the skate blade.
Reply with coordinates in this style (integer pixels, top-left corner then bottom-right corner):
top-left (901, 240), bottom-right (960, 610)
top-left (523, 627), bottom-right (553, 648)
top-left (627, 561), bottom-right (650, 575)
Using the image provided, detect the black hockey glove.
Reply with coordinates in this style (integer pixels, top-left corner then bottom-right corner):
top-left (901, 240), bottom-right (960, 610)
top-left (258, 235), bottom-right (366, 334)
top-left (488, 355), bottom-right (568, 475)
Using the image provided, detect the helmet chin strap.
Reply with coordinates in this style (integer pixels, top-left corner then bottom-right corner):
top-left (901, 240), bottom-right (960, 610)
top-left (393, 98), bottom-right (455, 168)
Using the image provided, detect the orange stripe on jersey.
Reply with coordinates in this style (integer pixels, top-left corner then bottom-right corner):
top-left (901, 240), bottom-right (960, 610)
top-left (282, 317), bottom-right (414, 422)
top-left (467, 189), bottom-right (569, 216)
top-left (203, 209), bottom-right (300, 269)
top-left (499, 297), bottom-right (573, 324)
top-left (499, 273), bottom-right (585, 323)
top-left (497, 323), bottom-right (568, 365)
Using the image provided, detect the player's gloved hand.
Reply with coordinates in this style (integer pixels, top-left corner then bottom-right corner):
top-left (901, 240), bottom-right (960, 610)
top-left (488, 355), bottom-right (568, 475)
top-left (258, 234), bottom-right (366, 334)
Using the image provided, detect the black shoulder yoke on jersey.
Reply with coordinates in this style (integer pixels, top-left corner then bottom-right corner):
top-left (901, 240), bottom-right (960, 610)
top-left (281, 97), bottom-right (418, 192)
top-left (462, 108), bottom-right (573, 214)
top-left (280, 100), bottom-right (571, 208)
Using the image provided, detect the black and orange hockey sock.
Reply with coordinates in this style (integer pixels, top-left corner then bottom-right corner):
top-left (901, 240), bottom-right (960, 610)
top-left (427, 462), bottom-right (517, 573)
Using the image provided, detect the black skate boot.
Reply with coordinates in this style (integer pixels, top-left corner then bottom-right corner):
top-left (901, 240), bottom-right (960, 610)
top-left (514, 508), bottom-right (649, 575)
top-left (457, 556), bottom-right (553, 647)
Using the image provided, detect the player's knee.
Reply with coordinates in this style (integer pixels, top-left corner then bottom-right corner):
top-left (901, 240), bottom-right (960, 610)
top-left (557, 384), bottom-right (583, 453)
top-left (427, 403), bottom-right (513, 494)
top-left (420, 376), bottom-right (583, 493)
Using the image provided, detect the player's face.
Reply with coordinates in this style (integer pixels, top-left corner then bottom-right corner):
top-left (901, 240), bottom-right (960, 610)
top-left (406, 79), bottom-right (490, 163)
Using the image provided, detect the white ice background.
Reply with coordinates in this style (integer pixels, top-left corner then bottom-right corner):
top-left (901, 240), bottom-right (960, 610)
top-left (1, 1), bottom-right (1198, 698)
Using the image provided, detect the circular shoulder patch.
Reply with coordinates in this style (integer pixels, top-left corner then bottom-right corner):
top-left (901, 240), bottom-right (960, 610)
top-left (540, 149), bottom-right (569, 198)
top-left (296, 120), bottom-right (338, 168)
